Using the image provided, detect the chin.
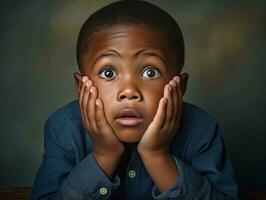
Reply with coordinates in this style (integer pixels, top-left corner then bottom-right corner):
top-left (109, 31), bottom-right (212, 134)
top-left (114, 128), bottom-right (143, 143)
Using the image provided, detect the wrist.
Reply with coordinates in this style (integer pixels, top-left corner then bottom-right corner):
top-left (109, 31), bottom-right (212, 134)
top-left (139, 151), bottom-right (171, 164)
top-left (93, 144), bottom-right (125, 157)
top-left (93, 152), bottom-right (122, 164)
top-left (137, 145), bottom-right (169, 158)
top-left (138, 150), bottom-right (180, 193)
top-left (93, 150), bottom-right (123, 179)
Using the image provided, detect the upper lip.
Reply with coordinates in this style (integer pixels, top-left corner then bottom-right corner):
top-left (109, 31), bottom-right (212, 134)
top-left (115, 108), bottom-right (143, 119)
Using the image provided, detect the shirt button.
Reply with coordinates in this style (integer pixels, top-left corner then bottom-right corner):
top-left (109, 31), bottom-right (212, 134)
top-left (99, 187), bottom-right (108, 195)
top-left (128, 170), bottom-right (136, 179)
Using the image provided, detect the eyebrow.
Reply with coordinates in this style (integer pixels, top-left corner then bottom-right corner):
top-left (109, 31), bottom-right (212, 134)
top-left (92, 51), bottom-right (119, 66)
top-left (92, 49), bottom-right (167, 66)
top-left (136, 49), bottom-right (167, 66)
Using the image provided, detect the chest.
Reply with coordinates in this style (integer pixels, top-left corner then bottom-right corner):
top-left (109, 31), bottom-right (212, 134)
top-left (111, 149), bottom-right (154, 200)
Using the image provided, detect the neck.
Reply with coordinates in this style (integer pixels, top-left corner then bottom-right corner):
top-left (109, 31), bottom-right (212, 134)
top-left (122, 142), bottom-right (138, 152)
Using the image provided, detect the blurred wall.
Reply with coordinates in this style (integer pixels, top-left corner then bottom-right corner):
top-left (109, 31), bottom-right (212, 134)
top-left (0, 0), bottom-right (265, 188)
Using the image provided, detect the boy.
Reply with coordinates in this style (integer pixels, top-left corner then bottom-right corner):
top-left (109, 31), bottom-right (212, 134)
top-left (31, 1), bottom-right (238, 199)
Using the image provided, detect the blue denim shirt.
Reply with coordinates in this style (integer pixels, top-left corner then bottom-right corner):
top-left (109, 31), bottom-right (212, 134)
top-left (30, 100), bottom-right (238, 200)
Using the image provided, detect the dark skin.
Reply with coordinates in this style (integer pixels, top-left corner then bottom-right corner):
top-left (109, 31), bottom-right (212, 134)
top-left (74, 25), bottom-right (189, 193)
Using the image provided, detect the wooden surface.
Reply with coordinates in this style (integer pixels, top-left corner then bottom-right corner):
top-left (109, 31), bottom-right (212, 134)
top-left (0, 187), bottom-right (265, 200)
top-left (0, 187), bottom-right (31, 200)
top-left (239, 188), bottom-right (266, 200)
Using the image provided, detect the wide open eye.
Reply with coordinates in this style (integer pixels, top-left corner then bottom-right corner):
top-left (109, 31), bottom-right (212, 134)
top-left (142, 67), bottom-right (161, 79)
top-left (99, 68), bottom-right (117, 80)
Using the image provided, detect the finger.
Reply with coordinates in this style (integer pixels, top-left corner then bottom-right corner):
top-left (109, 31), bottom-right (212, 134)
top-left (174, 76), bottom-right (182, 123)
top-left (168, 78), bottom-right (178, 132)
top-left (82, 80), bottom-right (93, 125)
top-left (95, 98), bottom-right (111, 133)
top-left (87, 86), bottom-right (98, 132)
top-left (176, 76), bottom-right (183, 118)
top-left (169, 79), bottom-right (178, 121)
top-left (78, 77), bottom-right (88, 121)
top-left (163, 83), bottom-right (173, 128)
top-left (152, 97), bottom-right (168, 129)
top-left (78, 76), bottom-right (89, 103)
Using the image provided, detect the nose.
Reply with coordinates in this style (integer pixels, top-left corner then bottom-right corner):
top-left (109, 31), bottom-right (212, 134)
top-left (117, 82), bottom-right (143, 102)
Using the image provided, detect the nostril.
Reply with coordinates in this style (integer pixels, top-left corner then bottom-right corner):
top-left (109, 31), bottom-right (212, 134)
top-left (132, 95), bottom-right (140, 100)
top-left (120, 95), bottom-right (127, 100)
top-left (118, 91), bottom-right (143, 101)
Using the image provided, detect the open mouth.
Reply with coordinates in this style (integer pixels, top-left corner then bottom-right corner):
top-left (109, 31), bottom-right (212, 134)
top-left (115, 109), bottom-right (144, 126)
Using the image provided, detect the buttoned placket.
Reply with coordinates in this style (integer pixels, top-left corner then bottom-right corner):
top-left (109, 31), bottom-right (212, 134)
top-left (124, 148), bottom-right (142, 200)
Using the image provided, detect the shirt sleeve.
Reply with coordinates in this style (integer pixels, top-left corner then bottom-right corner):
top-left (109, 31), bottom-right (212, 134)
top-left (151, 122), bottom-right (239, 200)
top-left (30, 119), bottom-right (120, 200)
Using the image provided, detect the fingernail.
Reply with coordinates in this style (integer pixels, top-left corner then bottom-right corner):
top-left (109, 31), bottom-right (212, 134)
top-left (175, 76), bottom-right (180, 83)
top-left (85, 81), bottom-right (90, 87)
top-left (90, 87), bottom-right (94, 93)
top-left (168, 85), bottom-right (172, 91)
top-left (96, 99), bottom-right (100, 106)
top-left (170, 80), bottom-right (176, 87)
top-left (82, 76), bottom-right (88, 83)
top-left (163, 98), bottom-right (168, 104)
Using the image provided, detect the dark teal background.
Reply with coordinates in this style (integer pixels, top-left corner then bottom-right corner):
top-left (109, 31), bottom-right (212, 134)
top-left (0, 0), bottom-right (265, 188)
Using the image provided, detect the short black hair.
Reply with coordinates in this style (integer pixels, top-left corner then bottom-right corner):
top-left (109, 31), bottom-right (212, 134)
top-left (76, 0), bottom-right (184, 73)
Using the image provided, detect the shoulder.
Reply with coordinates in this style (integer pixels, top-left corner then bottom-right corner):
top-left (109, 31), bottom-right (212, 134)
top-left (43, 100), bottom-right (86, 151)
top-left (181, 101), bottom-right (217, 129)
top-left (43, 100), bottom-right (92, 160)
top-left (45, 99), bottom-right (81, 130)
top-left (172, 101), bottom-right (220, 159)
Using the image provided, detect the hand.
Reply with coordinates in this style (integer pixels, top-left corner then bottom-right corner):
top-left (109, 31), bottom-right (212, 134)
top-left (77, 75), bottom-right (124, 158)
top-left (137, 75), bottom-right (183, 157)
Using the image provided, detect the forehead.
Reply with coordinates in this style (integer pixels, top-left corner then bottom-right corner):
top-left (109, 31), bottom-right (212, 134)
top-left (83, 25), bottom-right (176, 70)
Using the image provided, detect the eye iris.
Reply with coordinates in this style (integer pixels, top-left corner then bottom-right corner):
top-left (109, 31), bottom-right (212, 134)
top-left (147, 69), bottom-right (155, 77)
top-left (104, 70), bottom-right (114, 78)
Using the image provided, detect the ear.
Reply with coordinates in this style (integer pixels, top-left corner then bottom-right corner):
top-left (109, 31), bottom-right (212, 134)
top-left (180, 72), bottom-right (189, 97)
top-left (73, 72), bottom-right (83, 95)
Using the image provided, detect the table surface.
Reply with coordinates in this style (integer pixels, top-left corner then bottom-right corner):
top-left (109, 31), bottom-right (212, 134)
top-left (0, 187), bottom-right (32, 200)
top-left (0, 187), bottom-right (265, 200)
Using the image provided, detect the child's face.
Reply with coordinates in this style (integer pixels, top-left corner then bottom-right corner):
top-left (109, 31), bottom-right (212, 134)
top-left (81, 25), bottom-right (179, 142)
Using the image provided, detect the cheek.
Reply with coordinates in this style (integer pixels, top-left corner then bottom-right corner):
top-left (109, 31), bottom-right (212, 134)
top-left (96, 84), bottom-right (116, 121)
top-left (92, 80), bottom-right (114, 101)
top-left (143, 86), bottom-right (164, 121)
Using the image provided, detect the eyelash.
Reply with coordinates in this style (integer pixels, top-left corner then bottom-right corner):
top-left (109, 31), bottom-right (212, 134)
top-left (142, 67), bottom-right (161, 79)
top-left (99, 67), bottom-right (117, 80)
top-left (98, 65), bottom-right (161, 80)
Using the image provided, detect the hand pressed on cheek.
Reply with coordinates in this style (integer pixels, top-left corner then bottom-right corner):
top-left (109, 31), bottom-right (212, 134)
top-left (137, 76), bottom-right (182, 156)
top-left (75, 75), bottom-right (125, 157)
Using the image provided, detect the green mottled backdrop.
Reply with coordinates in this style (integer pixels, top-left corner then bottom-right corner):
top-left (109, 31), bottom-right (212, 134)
top-left (0, 0), bottom-right (265, 189)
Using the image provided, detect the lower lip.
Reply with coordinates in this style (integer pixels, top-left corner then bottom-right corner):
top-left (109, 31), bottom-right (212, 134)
top-left (115, 117), bottom-right (144, 126)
